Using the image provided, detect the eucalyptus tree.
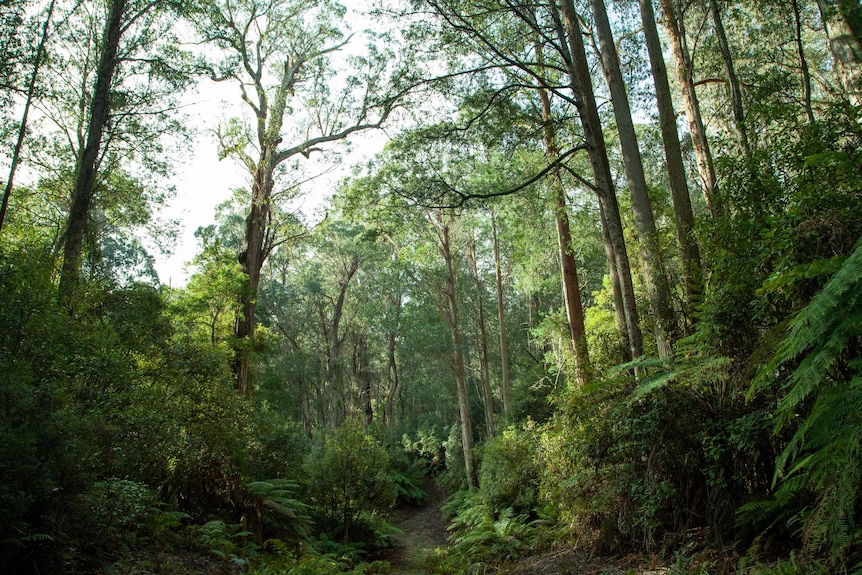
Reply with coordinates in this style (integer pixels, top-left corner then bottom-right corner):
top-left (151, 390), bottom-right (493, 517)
top-left (490, 209), bottom-right (511, 419)
top-left (536, 76), bottom-right (591, 381)
top-left (467, 224), bottom-right (496, 437)
top-left (588, 0), bottom-right (677, 355)
top-left (396, 0), bottom-right (645, 362)
top-left (57, 0), bottom-right (189, 303)
top-left (634, 0), bottom-right (702, 320)
top-left (659, 0), bottom-right (718, 213)
top-left (1, 0), bottom-right (55, 235)
top-left (428, 209), bottom-right (477, 488)
top-left (190, 0), bottom-right (401, 394)
top-left (707, 0), bottom-right (751, 157)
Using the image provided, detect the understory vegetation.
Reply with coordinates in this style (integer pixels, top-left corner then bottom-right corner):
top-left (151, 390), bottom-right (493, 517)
top-left (2, 0), bottom-right (862, 574)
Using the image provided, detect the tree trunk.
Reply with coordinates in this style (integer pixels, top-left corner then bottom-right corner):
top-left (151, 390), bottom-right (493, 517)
top-left (490, 211), bottom-right (511, 420)
top-left (590, 0), bottom-right (677, 356)
top-left (534, 63), bottom-right (591, 383)
top-left (1, 0), bottom-right (56, 235)
top-left (709, 0), bottom-right (751, 157)
top-left (323, 255), bottom-right (359, 414)
top-left (791, 0), bottom-right (816, 124)
top-left (468, 232), bottom-right (496, 437)
top-left (638, 0), bottom-right (703, 325)
top-left (358, 335), bottom-right (373, 424)
top-left (660, 0), bottom-right (720, 215)
top-left (437, 215), bottom-right (477, 488)
top-left (555, 0), bottom-right (644, 360)
top-left (235, 148), bottom-right (275, 394)
top-left (817, 0), bottom-right (862, 104)
top-left (385, 325), bottom-right (400, 436)
top-left (59, 0), bottom-right (126, 304)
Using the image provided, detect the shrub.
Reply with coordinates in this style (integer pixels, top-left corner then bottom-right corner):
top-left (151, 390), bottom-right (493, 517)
top-left (478, 423), bottom-right (541, 513)
top-left (305, 419), bottom-right (396, 547)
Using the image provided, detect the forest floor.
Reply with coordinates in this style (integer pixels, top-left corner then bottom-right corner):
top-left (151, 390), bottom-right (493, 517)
top-left (380, 479), bottom-right (450, 574)
top-left (104, 482), bottom-right (729, 575)
top-left (380, 481), bottom-right (695, 575)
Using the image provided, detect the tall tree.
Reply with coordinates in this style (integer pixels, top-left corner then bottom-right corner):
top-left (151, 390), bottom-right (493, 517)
top-left (708, 0), bottom-right (752, 157)
top-left (589, 0), bottom-right (677, 355)
top-left (555, 0), bottom-right (644, 359)
top-left (535, 67), bottom-right (591, 382)
top-left (467, 228), bottom-right (496, 436)
top-left (1, 0), bottom-right (56, 235)
top-left (49, 0), bottom-right (188, 300)
top-left (816, 0), bottom-right (862, 103)
top-left (58, 0), bottom-right (127, 303)
top-left (192, 0), bottom-right (397, 393)
top-left (431, 211), bottom-right (476, 488)
top-left (659, 0), bottom-right (719, 214)
top-left (490, 210), bottom-right (512, 420)
top-left (636, 0), bottom-right (702, 322)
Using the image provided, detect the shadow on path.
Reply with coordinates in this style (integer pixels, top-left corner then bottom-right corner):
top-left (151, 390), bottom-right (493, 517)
top-left (382, 480), bottom-right (449, 575)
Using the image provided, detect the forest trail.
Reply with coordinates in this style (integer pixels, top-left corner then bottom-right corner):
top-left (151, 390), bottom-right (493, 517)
top-left (383, 480), bottom-right (450, 574)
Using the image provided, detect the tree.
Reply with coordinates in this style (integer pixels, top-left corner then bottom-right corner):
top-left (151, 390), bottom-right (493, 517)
top-left (467, 227), bottom-right (496, 436)
top-left (555, 0), bottom-right (644, 360)
top-left (38, 0), bottom-right (190, 301)
top-left (432, 211), bottom-right (477, 488)
top-left (58, 0), bottom-right (128, 303)
top-left (635, 0), bottom-right (703, 322)
top-left (589, 0), bottom-right (677, 355)
top-left (490, 210), bottom-right (512, 420)
top-left (306, 418), bottom-right (396, 543)
top-left (535, 70), bottom-right (591, 382)
top-left (1, 0), bottom-right (56, 235)
top-left (707, 0), bottom-right (752, 157)
top-left (659, 0), bottom-right (719, 213)
top-left (191, 0), bottom-right (398, 394)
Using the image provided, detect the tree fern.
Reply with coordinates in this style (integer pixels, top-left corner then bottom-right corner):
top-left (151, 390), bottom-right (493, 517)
top-left (754, 240), bottom-right (862, 564)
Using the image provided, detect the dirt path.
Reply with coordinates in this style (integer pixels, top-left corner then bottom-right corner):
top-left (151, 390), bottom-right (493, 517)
top-left (383, 481), bottom-right (450, 574)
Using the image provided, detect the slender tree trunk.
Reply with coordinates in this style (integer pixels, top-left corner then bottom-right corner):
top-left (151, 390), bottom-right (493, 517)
top-left (590, 0), bottom-right (677, 356)
top-left (358, 335), bottom-right (373, 424)
top-left (638, 0), bottom-right (703, 325)
top-left (385, 326), bottom-right (400, 435)
top-left (468, 232), bottom-right (496, 437)
top-left (660, 0), bottom-right (719, 215)
top-left (58, 0), bottom-right (126, 304)
top-left (791, 0), bottom-right (816, 124)
top-left (600, 204), bottom-right (633, 362)
top-left (300, 375), bottom-right (312, 438)
top-left (437, 215), bottom-right (476, 488)
top-left (322, 255), bottom-right (359, 414)
top-left (490, 211), bottom-right (511, 420)
top-left (555, 0), bottom-right (644, 359)
top-left (1, 0), bottom-right (56, 235)
top-left (535, 68), bottom-right (591, 382)
top-left (709, 0), bottom-right (751, 157)
top-left (817, 0), bottom-right (862, 104)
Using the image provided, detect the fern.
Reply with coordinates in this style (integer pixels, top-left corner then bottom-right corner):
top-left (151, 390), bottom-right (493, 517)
top-left (752, 239), bottom-right (862, 565)
top-left (246, 479), bottom-right (312, 540)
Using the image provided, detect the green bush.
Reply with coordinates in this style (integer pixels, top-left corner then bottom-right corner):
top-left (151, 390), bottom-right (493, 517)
top-left (478, 423), bottom-right (541, 513)
top-left (305, 419), bottom-right (396, 548)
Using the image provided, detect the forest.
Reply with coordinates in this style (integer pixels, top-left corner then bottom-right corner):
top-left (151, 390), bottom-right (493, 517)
top-left (1, 0), bottom-right (861, 573)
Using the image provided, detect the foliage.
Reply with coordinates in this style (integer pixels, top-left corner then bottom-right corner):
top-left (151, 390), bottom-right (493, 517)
top-left (305, 419), bottom-right (397, 548)
top-left (389, 461), bottom-right (428, 506)
top-left (478, 424), bottom-right (541, 513)
top-left (743, 240), bottom-right (862, 565)
top-left (439, 490), bottom-right (555, 572)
